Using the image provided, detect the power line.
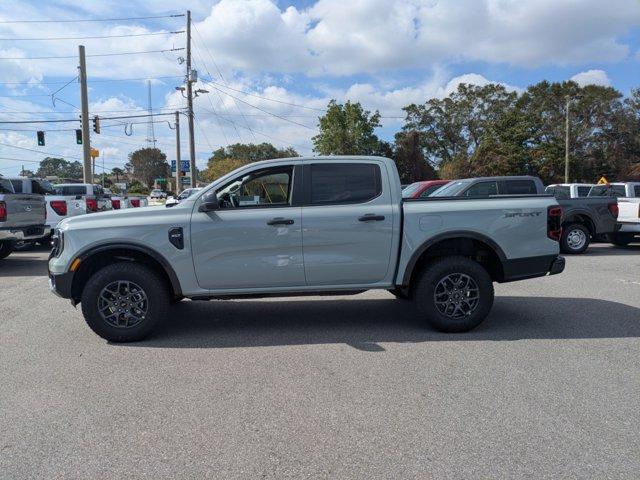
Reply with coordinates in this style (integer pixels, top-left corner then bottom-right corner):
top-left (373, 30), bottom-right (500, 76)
top-left (0, 14), bottom-right (185, 24)
top-left (0, 31), bottom-right (185, 41)
top-left (0, 112), bottom-right (177, 124)
top-left (0, 47), bottom-right (184, 60)
top-left (0, 76), bottom-right (183, 86)
top-left (205, 83), bottom-right (316, 131)
top-left (0, 141), bottom-right (82, 160)
top-left (203, 78), bottom-right (326, 112)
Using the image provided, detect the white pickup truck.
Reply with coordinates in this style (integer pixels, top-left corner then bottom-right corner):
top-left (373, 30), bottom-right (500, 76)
top-left (49, 156), bottom-right (565, 342)
top-left (588, 182), bottom-right (640, 245)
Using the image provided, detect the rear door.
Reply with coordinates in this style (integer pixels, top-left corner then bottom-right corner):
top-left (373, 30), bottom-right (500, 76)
top-left (300, 160), bottom-right (394, 286)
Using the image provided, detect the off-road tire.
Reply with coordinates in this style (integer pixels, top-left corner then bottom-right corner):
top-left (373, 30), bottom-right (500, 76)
top-left (81, 262), bottom-right (169, 342)
top-left (560, 223), bottom-right (590, 254)
top-left (413, 256), bottom-right (494, 333)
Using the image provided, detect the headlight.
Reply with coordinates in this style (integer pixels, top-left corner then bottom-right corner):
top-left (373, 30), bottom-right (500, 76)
top-left (51, 229), bottom-right (64, 257)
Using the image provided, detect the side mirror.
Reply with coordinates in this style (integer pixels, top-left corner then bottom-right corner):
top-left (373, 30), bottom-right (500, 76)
top-left (198, 192), bottom-right (219, 212)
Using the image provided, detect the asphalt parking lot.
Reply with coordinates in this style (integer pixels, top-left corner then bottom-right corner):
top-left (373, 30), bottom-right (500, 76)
top-left (1, 244), bottom-right (639, 479)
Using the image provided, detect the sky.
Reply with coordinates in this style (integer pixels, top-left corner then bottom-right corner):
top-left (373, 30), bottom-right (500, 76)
top-left (0, 0), bottom-right (639, 177)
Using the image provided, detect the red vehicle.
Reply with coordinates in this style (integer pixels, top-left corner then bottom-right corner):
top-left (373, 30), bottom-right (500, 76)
top-left (402, 180), bottom-right (450, 199)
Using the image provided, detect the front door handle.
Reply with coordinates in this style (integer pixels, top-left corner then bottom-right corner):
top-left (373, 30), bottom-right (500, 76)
top-left (358, 214), bottom-right (385, 222)
top-left (267, 217), bottom-right (294, 226)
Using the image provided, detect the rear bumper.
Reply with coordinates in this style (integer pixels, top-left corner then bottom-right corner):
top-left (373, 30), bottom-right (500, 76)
top-left (0, 225), bottom-right (47, 241)
top-left (501, 254), bottom-right (565, 282)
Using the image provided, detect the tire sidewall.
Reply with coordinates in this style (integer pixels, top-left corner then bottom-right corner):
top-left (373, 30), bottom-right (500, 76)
top-left (415, 256), bottom-right (494, 333)
top-left (0, 240), bottom-right (14, 260)
top-left (560, 223), bottom-right (590, 254)
top-left (81, 263), bottom-right (169, 342)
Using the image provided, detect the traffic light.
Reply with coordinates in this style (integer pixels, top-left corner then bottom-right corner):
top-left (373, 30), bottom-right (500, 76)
top-left (37, 131), bottom-right (45, 146)
top-left (92, 115), bottom-right (100, 134)
top-left (75, 129), bottom-right (82, 144)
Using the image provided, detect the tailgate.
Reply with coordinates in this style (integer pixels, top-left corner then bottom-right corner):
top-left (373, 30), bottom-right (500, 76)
top-left (66, 196), bottom-right (86, 217)
top-left (3, 194), bottom-right (45, 227)
top-left (618, 199), bottom-right (640, 224)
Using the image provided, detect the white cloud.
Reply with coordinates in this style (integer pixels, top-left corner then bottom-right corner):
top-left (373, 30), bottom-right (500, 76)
top-left (570, 69), bottom-right (612, 87)
top-left (190, 0), bottom-right (640, 76)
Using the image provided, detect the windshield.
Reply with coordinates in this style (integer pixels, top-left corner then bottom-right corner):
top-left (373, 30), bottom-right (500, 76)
top-left (401, 183), bottom-right (421, 198)
top-left (431, 180), bottom-right (471, 197)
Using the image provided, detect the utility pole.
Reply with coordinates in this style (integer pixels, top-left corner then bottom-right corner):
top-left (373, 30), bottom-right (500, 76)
top-left (174, 111), bottom-right (181, 194)
top-left (78, 45), bottom-right (92, 184)
top-left (564, 96), bottom-right (570, 183)
top-left (186, 10), bottom-right (197, 188)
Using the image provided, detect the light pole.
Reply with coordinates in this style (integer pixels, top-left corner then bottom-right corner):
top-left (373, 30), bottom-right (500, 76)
top-left (564, 95), bottom-right (570, 183)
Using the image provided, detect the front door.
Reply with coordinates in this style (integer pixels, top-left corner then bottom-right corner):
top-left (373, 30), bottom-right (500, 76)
top-left (301, 161), bottom-right (395, 286)
top-left (191, 164), bottom-right (305, 290)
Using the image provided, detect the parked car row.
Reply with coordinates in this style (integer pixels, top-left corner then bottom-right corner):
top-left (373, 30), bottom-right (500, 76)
top-left (0, 176), bottom-right (149, 260)
top-left (402, 177), bottom-right (639, 254)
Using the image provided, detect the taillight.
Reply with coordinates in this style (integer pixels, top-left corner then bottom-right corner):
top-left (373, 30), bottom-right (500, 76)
top-left (50, 200), bottom-right (67, 216)
top-left (0, 201), bottom-right (6, 222)
top-left (547, 206), bottom-right (562, 241)
top-left (607, 203), bottom-right (618, 218)
top-left (112, 199), bottom-right (121, 209)
top-left (86, 198), bottom-right (98, 212)
top-left (130, 198), bottom-right (140, 207)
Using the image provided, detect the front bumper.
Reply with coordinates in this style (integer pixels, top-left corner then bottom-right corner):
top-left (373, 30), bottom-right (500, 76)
top-left (48, 270), bottom-right (74, 299)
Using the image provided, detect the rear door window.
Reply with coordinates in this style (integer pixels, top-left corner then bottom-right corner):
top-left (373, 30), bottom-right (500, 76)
top-left (577, 186), bottom-right (591, 197)
top-left (634, 185), bottom-right (640, 197)
top-left (55, 185), bottom-right (87, 196)
top-left (463, 181), bottom-right (498, 197)
top-left (503, 180), bottom-right (537, 194)
top-left (309, 163), bottom-right (381, 205)
top-left (32, 179), bottom-right (55, 195)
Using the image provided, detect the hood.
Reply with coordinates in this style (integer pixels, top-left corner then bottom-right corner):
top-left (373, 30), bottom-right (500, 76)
top-left (58, 202), bottom-right (192, 231)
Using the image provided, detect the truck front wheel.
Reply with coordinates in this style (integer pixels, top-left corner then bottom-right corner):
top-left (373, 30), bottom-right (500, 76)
top-left (80, 263), bottom-right (169, 342)
top-left (413, 256), bottom-right (494, 333)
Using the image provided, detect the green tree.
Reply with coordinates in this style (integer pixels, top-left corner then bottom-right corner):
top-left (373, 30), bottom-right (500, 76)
top-left (394, 131), bottom-right (437, 182)
top-left (202, 142), bottom-right (298, 182)
top-left (36, 157), bottom-right (83, 179)
top-left (313, 100), bottom-right (385, 155)
top-left (128, 148), bottom-right (169, 188)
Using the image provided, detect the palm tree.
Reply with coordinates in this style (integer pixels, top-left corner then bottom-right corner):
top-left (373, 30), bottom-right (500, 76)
top-left (111, 167), bottom-right (125, 183)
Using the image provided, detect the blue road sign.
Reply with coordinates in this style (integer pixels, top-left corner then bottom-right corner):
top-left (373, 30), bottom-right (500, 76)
top-left (171, 160), bottom-right (190, 172)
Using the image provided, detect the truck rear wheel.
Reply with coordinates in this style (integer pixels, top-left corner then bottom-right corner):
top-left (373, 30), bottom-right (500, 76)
top-left (80, 263), bottom-right (169, 342)
top-left (560, 223), bottom-right (590, 254)
top-left (0, 240), bottom-right (14, 260)
top-left (413, 256), bottom-right (494, 333)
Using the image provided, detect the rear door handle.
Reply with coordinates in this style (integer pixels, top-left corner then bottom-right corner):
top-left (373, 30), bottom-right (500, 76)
top-left (358, 214), bottom-right (385, 222)
top-left (267, 217), bottom-right (294, 226)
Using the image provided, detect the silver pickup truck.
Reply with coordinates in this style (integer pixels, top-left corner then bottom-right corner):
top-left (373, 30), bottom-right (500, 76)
top-left (48, 156), bottom-right (565, 342)
top-left (0, 177), bottom-right (46, 260)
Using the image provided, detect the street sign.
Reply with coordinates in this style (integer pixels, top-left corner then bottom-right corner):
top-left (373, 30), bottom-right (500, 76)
top-left (155, 178), bottom-right (166, 184)
top-left (181, 176), bottom-right (191, 185)
top-left (597, 176), bottom-right (608, 184)
top-left (90, 148), bottom-right (99, 158)
top-left (171, 160), bottom-right (190, 173)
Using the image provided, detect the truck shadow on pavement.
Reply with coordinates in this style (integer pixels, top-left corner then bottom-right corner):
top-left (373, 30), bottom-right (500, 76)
top-left (584, 244), bottom-right (640, 256)
top-left (124, 296), bottom-right (640, 350)
top-left (0, 253), bottom-right (49, 277)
